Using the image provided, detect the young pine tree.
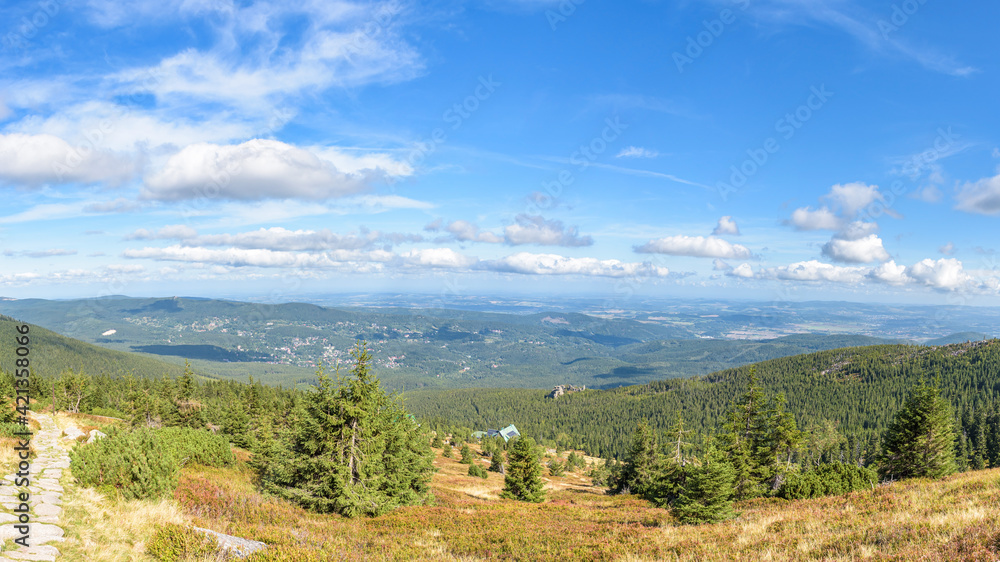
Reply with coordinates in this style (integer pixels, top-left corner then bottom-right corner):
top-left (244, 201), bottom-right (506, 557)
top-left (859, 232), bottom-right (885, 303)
top-left (459, 443), bottom-right (474, 464)
top-left (671, 440), bottom-right (736, 525)
top-left (501, 436), bottom-right (546, 503)
top-left (879, 378), bottom-right (957, 481)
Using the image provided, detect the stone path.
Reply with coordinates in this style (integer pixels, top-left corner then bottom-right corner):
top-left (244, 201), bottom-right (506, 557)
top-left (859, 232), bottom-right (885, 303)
top-left (0, 414), bottom-right (69, 562)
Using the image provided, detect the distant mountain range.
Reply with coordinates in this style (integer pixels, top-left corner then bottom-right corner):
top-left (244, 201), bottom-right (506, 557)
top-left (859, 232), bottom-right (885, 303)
top-left (0, 296), bottom-right (993, 390)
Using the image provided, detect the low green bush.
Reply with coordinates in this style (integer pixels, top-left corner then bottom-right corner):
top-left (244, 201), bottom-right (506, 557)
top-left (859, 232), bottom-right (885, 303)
top-left (70, 427), bottom-right (178, 500)
top-left (779, 462), bottom-right (877, 500)
top-left (146, 523), bottom-right (220, 561)
top-left (157, 427), bottom-right (235, 468)
top-left (468, 464), bottom-right (488, 479)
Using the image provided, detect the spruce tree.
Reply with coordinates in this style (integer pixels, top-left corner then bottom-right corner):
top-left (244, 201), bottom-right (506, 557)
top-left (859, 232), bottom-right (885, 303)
top-left (879, 378), bottom-right (956, 481)
top-left (610, 420), bottom-right (661, 497)
top-left (501, 436), bottom-right (545, 503)
top-left (259, 343), bottom-right (435, 517)
top-left (672, 440), bottom-right (736, 525)
top-left (460, 443), bottom-right (474, 464)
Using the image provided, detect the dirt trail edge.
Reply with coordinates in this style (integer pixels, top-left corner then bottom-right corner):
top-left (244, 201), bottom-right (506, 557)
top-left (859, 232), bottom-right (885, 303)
top-left (0, 413), bottom-right (69, 561)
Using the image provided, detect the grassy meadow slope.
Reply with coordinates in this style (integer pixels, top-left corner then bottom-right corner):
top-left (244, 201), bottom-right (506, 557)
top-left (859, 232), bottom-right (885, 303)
top-left (57, 436), bottom-right (1000, 561)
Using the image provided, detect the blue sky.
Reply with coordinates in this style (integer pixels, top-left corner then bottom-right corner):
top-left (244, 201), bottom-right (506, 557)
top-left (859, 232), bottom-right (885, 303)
top-left (1, 0), bottom-right (999, 305)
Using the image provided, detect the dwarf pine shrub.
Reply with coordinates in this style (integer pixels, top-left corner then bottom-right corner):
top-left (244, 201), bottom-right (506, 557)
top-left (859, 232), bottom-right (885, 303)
top-left (779, 462), bottom-right (877, 500)
top-left (145, 523), bottom-right (220, 561)
top-left (468, 464), bottom-right (488, 478)
top-left (70, 427), bottom-right (178, 500)
top-left (157, 427), bottom-right (235, 467)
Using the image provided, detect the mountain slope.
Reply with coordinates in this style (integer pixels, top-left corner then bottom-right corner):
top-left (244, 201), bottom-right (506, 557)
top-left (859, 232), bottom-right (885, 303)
top-left (0, 314), bottom-right (187, 379)
top-left (405, 339), bottom-right (1000, 458)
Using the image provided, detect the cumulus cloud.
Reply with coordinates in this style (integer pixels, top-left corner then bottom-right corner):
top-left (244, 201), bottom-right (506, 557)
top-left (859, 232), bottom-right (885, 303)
top-left (712, 216), bottom-right (740, 236)
top-left (827, 182), bottom-right (884, 216)
top-left (789, 207), bottom-right (842, 231)
top-left (822, 234), bottom-right (891, 263)
top-left (400, 248), bottom-right (476, 269)
top-left (869, 260), bottom-right (909, 286)
top-left (615, 146), bottom-right (659, 159)
top-left (906, 258), bottom-right (972, 291)
top-left (759, 260), bottom-right (866, 284)
top-left (955, 173), bottom-right (1000, 215)
top-left (939, 242), bottom-right (956, 255)
top-left (728, 263), bottom-right (755, 278)
top-left (0, 133), bottom-right (136, 187)
top-left (142, 139), bottom-right (402, 201)
top-left (483, 252), bottom-right (669, 278)
top-left (635, 235), bottom-right (753, 259)
top-left (504, 215), bottom-right (593, 247)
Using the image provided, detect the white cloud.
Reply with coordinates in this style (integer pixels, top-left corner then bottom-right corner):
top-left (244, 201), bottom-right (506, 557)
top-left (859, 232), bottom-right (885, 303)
top-left (191, 227), bottom-right (420, 251)
top-left (838, 221), bottom-right (879, 240)
top-left (127, 225), bottom-right (199, 240)
top-left (712, 259), bottom-right (732, 271)
top-left (142, 139), bottom-right (387, 201)
top-left (939, 242), bottom-right (956, 256)
top-left (635, 235), bottom-right (753, 259)
top-left (869, 260), bottom-right (910, 286)
top-left (0, 133), bottom-right (135, 187)
top-left (955, 173), bottom-right (1000, 215)
top-left (822, 234), bottom-right (891, 263)
top-left (906, 258), bottom-right (972, 291)
top-left (123, 244), bottom-right (396, 268)
top-left (728, 263), bottom-right (755, 278)
top-left (789, 207), bottom-right (842, 231)
top-left (484, 252), bottom-right (669, 278)
top-left (712, 216), bottom-right (740, 236)
top-left (400, 248), bottom-right (476, 269)
top-left (503, 215), bottom-right (593, 247)
top-left (615, 146), bottom-right (659, 159)
top-left (760, 260), bottom-right (866, 284)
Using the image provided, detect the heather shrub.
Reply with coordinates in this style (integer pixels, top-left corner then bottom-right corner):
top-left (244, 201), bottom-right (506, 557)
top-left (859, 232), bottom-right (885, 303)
top-left (145, 523), bottom-right (220, 561)
top-left (70, 427), bottom-right (178, 500)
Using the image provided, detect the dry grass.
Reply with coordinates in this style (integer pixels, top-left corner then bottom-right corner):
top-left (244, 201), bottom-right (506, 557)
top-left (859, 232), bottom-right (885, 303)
top-left (55, 439), bottom-right (1000, 561)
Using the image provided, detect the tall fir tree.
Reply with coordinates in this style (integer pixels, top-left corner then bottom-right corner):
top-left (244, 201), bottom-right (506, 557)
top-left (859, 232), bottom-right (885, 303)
top-left (609, 420), bottom-right (661, 497)
top-left (879, 378), bottom-right (957, 481)
top-left (501, 436), bottom-right (545, 503)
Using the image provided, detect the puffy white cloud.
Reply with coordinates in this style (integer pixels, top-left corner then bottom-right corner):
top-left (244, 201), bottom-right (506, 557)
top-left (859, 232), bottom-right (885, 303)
top-left (789, 206), bottom-right (842, 231)
top-left (939, 242), bottom-right (956, 255)
top-left (838, 221), bottom-right (879, 240)
top-left (906, 258), bottom-right (972, 291)
top-left (142, 139), bottom-right (386, 201)
top-left (760, 260), bottom-right (866, 284)
top-left (822, 234), bottom-right (891, 263)
top-left (0, 133), bottom-right (135, 187)
top-left (712, 216), bottom-right (740, 236)
top-left (955, 173), bottom-right (1000, 215)
top-left (635, 235), bottom-right (753, 259)
top-left (868, 260), bottom-right (910, 286)
top-left (728, 263), bottom-right (755, 278)
top-left (615, 146), bottom-right (659, 159)
top-left (503, 215), bottom-right (593, 247)
top-left (484, 252), bottom-right (669, 278)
